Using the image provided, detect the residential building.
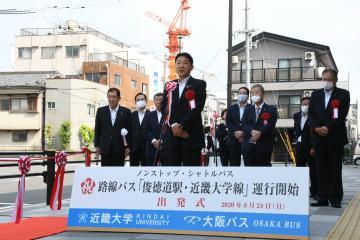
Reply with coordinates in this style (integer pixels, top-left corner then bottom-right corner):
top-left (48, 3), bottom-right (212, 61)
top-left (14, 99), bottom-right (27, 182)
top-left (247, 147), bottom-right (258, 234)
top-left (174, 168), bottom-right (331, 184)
top-left (231, 32), bottom-right (349, 161)
top-left (14, 20), bottom-right (165, 109)
top-left (0, 72), bottom-right (52, 151)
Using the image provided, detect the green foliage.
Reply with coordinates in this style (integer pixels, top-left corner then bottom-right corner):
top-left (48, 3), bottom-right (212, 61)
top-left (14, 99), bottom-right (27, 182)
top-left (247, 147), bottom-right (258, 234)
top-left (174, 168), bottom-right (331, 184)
top-left (44, 124), bottom-right (54, 148)
top-left (59, 120), bottom-right (71, 150)
top-left (79, 124), bottom-right (94, 147)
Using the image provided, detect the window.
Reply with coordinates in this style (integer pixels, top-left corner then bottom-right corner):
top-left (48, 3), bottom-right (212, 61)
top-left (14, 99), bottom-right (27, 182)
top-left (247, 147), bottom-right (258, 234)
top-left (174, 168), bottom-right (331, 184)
top-left (131, 80), bottom-right (137, 89)
top-left (47, 102), bottom-right (56, 109)
top-left (142, 83), bottom-right (148, 94)
top-left (278, 59), bottom-right (301, 81)
top-left (27, 97), bottom-right (37, 112)
top-left (87, 104), bottom-right (95, 116)
top-left (85, 73), bottom-right (100, 83)
top-left (10, 98), bottom-right (27, 112)
top-left (41, 47), bottom-right (55, 59)
top-left (12, 131), bottom-right (27, 142)
top-left (65, 46), bottom-right (80, 57)
top-left (240, 60), bottom-right (263, 82)
top-left (115, 74), bottom-right (121, 86)
top-left (18, 47), bottom-right (32, 59)
top-left (0, 98), bottom-right (9, 111)
top-left (278, 95), bottom-right (301, 119)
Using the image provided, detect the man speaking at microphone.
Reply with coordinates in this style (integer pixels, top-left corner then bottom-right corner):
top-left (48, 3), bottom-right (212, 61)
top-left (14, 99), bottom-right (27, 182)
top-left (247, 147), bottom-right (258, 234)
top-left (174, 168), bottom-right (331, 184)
top-left (162, 52), bottom-right (207, 166)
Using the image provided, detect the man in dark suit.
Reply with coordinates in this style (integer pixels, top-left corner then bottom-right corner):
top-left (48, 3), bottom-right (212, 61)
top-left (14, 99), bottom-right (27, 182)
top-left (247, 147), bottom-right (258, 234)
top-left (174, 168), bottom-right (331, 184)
top-left (293, 96), bottom-right (318, 198)
top-left (216, 109), bottom-right (230, 167)
top-left (130, 92), bottom-right (150, 166)
top-left (309, 69), bottom-right (350, 208)
top-left (162, 52), bottom-right (206, 166)
top-left (241, 84), bottom-right (277, 166)
top-left (142, 92), bottom-right (168, 166)
top-left (94, 88), bottom-right (131, 166)
top-left (226, 87), bottom-right (250, 166)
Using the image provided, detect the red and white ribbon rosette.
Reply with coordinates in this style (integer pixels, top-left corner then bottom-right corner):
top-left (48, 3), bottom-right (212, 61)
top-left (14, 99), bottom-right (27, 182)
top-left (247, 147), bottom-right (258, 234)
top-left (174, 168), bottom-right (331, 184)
top-left (50, 151), bottom-right (67, 210)
top-left (121, 128), bottom-right (128, 146)
top-left (260, 112), bottom-right (270, 125)
top-left (212, 111), bottom-right (220, 120)
top-left (185, 89), bottom-right (196, 110)
top-left (165, 81), bottom-right (178, 124)
top-left (12, 155), bottom-right (31, 223)
top-left (331, 99), bottom-right (340, 119)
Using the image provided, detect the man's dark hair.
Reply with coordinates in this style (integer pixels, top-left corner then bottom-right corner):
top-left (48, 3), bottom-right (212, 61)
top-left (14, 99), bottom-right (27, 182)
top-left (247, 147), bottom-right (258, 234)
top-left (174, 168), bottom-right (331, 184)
top-left (175, 52), bottom-right (193, 65)
top-left (221, 109), bottom-right (227, 118)
top-left (107, 87), bottom-right (120, 98)
top-left (251, 84), bottom-right (265, 95)
top-left (134, 92), bottom-right (147, 102)
top-left (301, 96), bottom-right (311, 103)
top-left (238, 87), bottom-right (250, 96)
top-left (153, 92), bottom-right (164, 99)
top-left (322, 68), bottom-right (338, 81)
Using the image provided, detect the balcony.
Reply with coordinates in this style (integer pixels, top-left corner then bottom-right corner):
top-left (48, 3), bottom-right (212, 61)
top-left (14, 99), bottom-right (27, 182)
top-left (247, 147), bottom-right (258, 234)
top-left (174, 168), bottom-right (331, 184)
top-left (232, 67), bottom-right (320, 83)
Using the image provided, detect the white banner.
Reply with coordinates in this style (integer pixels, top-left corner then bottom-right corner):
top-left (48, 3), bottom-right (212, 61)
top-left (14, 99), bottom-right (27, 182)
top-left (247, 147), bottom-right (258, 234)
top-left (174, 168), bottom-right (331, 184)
top-left (68, 167), bottom-right (309, 239)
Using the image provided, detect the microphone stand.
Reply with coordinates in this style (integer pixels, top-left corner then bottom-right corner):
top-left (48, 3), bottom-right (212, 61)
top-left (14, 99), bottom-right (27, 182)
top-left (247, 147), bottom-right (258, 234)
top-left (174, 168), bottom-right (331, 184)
top-left (153, 114), bottom-right (168, 166)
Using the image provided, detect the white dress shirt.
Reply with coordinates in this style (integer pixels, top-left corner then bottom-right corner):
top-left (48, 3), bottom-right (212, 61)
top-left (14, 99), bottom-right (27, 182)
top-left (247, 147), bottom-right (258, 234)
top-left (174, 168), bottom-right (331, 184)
top-left (324, 89), bottom-right (333, 109)
top-left (238, 103), bottom-right (246, 120)
top-left (157, 110), bottom-right (162, 123)
top-left (138, 110), bottom-right (146, 125)
top-left (178, 75), bottom-right (191, 97)
top-left (254, 102), bottom-right (265, 120)
top-left (298, 113), bottom-right (308, 142)
top-left (109, 106), bottom-right (119, 126)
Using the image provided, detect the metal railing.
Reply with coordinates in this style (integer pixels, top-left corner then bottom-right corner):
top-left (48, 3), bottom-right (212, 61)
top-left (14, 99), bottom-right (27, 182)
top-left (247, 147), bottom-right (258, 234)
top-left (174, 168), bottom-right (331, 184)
top-left (20, 27), bottom-right (129, 48)
top-left (87, 53), bottom-right (146, 74)
top-left (232, 67), bottom-right (320, 83)
top-left (0, 150), bottom-right (99, 205)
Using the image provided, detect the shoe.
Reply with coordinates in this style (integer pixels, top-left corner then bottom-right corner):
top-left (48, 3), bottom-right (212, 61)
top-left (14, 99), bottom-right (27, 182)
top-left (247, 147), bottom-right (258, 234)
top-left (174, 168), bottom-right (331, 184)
top-left (310, 202), bottom-right (328, 207)
top-left (330, 203), bottom-right (341, 208)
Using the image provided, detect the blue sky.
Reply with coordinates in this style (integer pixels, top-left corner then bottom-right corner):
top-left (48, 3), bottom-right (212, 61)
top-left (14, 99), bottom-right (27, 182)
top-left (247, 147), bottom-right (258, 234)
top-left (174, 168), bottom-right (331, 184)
top-left (0, 0), bottom-right (358, 103)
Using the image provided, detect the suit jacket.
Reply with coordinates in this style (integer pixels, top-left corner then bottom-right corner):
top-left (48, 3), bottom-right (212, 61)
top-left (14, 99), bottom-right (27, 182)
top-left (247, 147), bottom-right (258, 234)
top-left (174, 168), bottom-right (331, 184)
top-left (226, 103), bottom-right (249, 146)
top-left (162, 76), bottom-right (206, 149)
top-left (241, 103), bottom-right (277, 152)
top-left (308, 87), bottom-right (350, 147)
top-left (130, 110), bottom-right (150, 154)
top-left (142, 110), bottom-right (165, 158)
top-left (94, 105), bottom-right (132, 156)
top-left (216, 122), bottom-right (229, 148)
top-left (293, 111), bottom-right (312, 153)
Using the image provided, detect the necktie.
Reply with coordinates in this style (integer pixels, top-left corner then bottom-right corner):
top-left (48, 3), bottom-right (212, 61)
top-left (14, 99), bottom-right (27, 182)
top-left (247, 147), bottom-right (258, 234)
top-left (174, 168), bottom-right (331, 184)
top-left (256, 107), bottom-right (260, 122)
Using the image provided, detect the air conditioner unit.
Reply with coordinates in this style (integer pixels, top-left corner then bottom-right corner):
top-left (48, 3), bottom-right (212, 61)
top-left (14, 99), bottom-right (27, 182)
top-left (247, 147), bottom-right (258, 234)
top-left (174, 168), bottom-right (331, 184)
top-left (303, 90), bottom-right (313, 97)
top-left (304, 51), bottom-right (315, 60)
top-left (232, 56), bottom-right (239, 64)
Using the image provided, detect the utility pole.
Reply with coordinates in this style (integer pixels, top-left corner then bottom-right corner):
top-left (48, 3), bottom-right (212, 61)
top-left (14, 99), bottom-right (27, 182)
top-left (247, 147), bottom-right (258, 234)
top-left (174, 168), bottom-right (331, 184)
top-left (245, 0), bottom-right (251, 90)
top-left (227, 0), bottom-right (233, 108)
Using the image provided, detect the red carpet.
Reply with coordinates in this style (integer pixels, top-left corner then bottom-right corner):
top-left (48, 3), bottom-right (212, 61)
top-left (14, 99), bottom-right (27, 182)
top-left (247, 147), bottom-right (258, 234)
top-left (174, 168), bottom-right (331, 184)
top-left (0, 217), bottom-right (67, 240)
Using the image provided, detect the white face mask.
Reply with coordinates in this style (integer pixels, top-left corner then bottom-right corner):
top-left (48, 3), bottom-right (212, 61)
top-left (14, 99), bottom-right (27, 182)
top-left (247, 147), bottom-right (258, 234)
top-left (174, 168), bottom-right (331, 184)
top-left (251, 95), bottom-right (261, 103)
top-left (301, 105), bottom-right (309, 114)
top-left (136, 100), bottom-right (146, 109)
top-left (238, 94), bottom-right (248, 103)
top-left (324, 81), bottom-right (334, 91)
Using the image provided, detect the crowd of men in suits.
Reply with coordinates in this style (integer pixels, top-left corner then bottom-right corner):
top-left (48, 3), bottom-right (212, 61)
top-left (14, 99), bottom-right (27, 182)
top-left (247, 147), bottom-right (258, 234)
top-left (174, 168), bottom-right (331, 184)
top-left (94, 51), bottom-right (350, 208)
top-left (216, 68), bottom-right (350, 208)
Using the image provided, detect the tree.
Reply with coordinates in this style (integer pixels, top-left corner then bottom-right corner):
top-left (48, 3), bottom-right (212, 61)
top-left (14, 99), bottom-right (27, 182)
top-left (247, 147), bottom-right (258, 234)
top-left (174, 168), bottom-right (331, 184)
top-left (44, 124), bottom-right (54, 149)
top-left (79, 124), bottom-right (94, 148)
top-left (59, 120), bottom-right (71, 150)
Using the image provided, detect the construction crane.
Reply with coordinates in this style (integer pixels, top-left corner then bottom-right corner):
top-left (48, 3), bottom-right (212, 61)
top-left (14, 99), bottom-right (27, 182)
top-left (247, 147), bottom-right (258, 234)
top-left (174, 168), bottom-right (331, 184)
top-left (145, 0), bottom-right (191, 81)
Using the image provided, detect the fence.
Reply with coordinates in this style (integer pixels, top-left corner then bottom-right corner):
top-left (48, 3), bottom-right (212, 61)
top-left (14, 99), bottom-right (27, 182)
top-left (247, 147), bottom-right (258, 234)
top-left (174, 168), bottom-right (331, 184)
top-left (0, 150), bottom-right (99, 205)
